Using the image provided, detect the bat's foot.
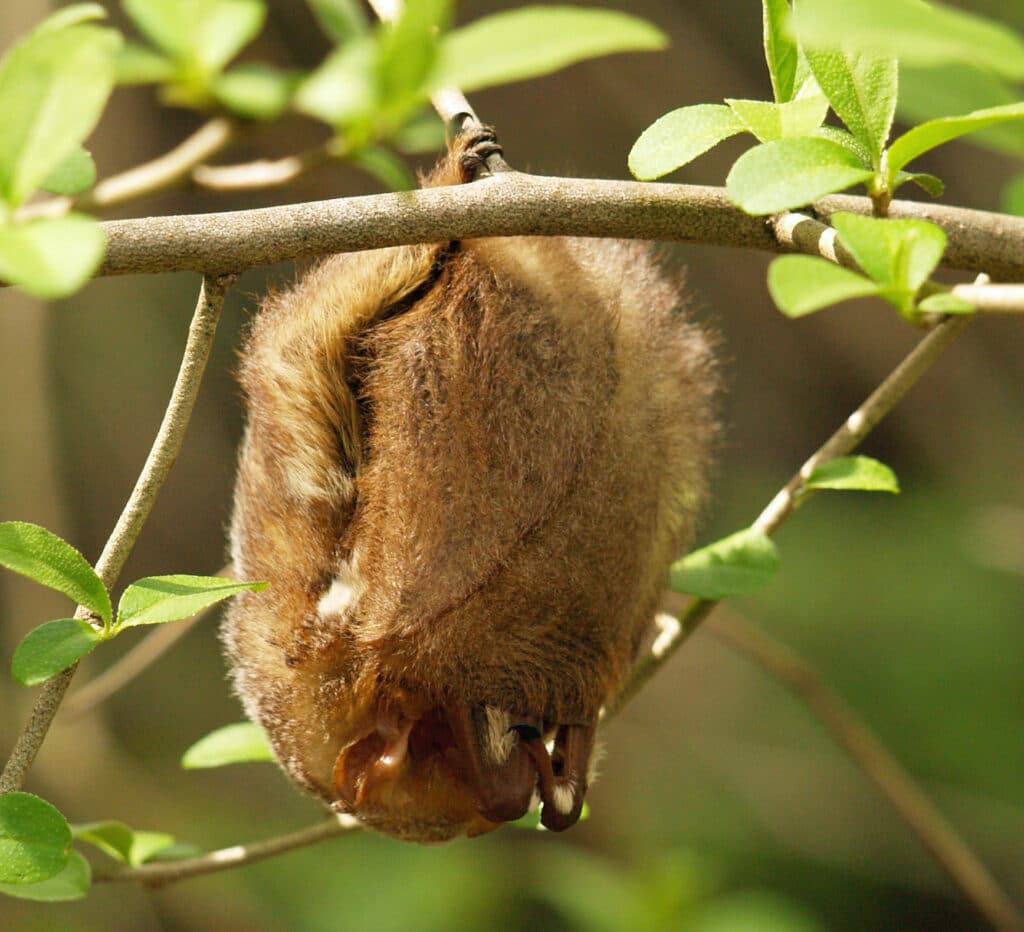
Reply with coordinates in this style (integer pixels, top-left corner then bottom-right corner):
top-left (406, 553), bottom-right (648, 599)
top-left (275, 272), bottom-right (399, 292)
top-left (456, 126), bottom-right (505, 182)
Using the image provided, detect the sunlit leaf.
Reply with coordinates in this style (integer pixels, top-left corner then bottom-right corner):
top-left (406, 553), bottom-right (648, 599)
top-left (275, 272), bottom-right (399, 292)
top-left (11, 618), bottom-right (103, 686)
top-left (0, 214), bottom-right (106, 299)
top-left (0, 522), bottom-right (110, 622)
top-left (295, 36), bottom-right (377, 128)
top-left (115, 41), bottom-right (177, 85)
top-left (116, 574), bottom-right (267, 629)
top-left (0, 849), bottom-right (89, 901)
top-left (34, 4), bottom-right (108, 34)
top-left (669, 528), bottom-right (780, 600)
top-left (40, 147), bottom-right (95, 196)
top-left (805, 456), bottom-right (900, 493)
top-left (793, 0), bottom-right (1024, 81)
top-left (805, 48), bottom-right (897, 160)
top-left (352, 145), bottom-right (415, 191)
top-left (725, 95), bottom-right (829, 143)
top-left (629, 104), bottom-right (745, 180)
top-left (767, 255), bottom-right (880, 317)
top-left (726, 137), bottom-right (873, 215)
top-left (893, 171), bottom-right (944, 198)
top-left (181, 722), bottom-right (275, 769)
top-left (436, 8), bottom-right (667, 94)
top-left (307, 0), bottom-right (369, 44)
top-left (213, 63), bottom-right (297, 120)
top-left (831, 212), bottom-right (946, 292)
top-left (0, 793), bottom-right (71, 885)
top-left (763, 0), bottom-right (799, 102)
top-left (917, 292), bottom-right (975, 314)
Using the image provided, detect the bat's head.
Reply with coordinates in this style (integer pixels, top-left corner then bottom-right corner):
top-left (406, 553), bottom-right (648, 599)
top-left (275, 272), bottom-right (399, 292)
top-left (327, 688), bottom-right (592, 842)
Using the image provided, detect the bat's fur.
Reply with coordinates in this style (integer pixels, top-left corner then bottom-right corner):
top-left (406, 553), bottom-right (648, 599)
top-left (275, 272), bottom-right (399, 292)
top-left (223, 131), bottom-right (719, 841)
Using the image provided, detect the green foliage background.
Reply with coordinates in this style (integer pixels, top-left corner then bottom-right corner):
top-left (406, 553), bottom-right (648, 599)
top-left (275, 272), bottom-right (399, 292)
top-left (0, 1), bottom-right (1022, 929)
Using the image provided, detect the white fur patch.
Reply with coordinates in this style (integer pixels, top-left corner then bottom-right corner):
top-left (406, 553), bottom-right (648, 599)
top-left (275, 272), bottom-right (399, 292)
top-left (651, 612), bottom-right (681, 659)
top-left (482, 707), bottom-right (515, 764)
top-left (317, 562), bottom-right (364, 618)
top-left (552, 782), bottom-right (576, 815)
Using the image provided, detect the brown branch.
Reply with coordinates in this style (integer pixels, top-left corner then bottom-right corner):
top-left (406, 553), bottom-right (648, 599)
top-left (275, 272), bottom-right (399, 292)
top-left (0, 274), bottom-right (234, 793)
top-left (708, 611), bottom-right (1024, 932)
top-left (192, 143), bottom-right (334, 192)
top-left (94, 815), bottom-right (360, 887)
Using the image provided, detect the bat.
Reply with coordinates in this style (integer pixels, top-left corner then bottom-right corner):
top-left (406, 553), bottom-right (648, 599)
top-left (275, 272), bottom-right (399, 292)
top-left (222, 127), bottom-right (719, 842)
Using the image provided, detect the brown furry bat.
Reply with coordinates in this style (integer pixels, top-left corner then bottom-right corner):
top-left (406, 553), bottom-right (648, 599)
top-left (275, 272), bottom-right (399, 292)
top-left (223, 128), bottom-right (718, 842)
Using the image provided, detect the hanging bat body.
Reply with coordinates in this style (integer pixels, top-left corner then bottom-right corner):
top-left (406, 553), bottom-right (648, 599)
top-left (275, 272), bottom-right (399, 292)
top-left (223, 129), bottom-right (718, 842)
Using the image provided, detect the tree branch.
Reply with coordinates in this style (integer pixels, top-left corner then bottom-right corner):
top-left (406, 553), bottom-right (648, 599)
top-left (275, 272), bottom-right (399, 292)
top-left (707, 611), bottom-right (1024, 932)
top-left (0, 274), bottom-right (234, 793)
top-left (94, 814), bottom-right (360, 886)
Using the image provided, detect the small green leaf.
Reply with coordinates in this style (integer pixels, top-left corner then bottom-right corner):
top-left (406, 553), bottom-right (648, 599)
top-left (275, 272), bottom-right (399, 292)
top-left (0, 214), bottom-right (106, 299)
top-left (0, 793), bottom-right (71, 885)
top-left (127, 831), bottom-right (178, 866)
top-left (831, 212), bottom-right (946, 293)
top-left (0, 522), bottom-right (110, 622)
top-left (887, 103), bottom-right (1024, 176)
top-left (893, 171), bottom-right (944, 198)
top-left (72, 821), bottom-right (134, 863)
top-left (726, 137), bottom-right (873, 215)
top-left (0, 22), bottom-right (120, 205)
top-left (352, 145), bottom-right (415, 191)
top-left (115, 41), bottom-right (177, 85)
top-left (194, 0), bottom-right (266, 73)
top-left (307, 0), bottom-right (369, 44)
top-left (11, 618), bottom-right (103, 686)
top-left (725, 95), bottom-right (829, 143)
top-left (805, 456), bottom-right (900, 493)
top-left (917, 292), bottom-right (975, 314)
top-left (34, 4), bottom-right (108, 34)
top-left (0, 849), bottom-right (89, 901)
top-left (805, 48), bottom-right (897, 161)
top-left (378, 0), bottom-right (449, 108)
top-left (295, 36), bottom-right (377, 128)
top-left (435, 8), bottom-right (667, 95)
top-left (40, 147), bottom-right (96, 196)
top-left (181, 722), bottom-right (275, 769)
top-left (813, 125), bottom-right (873, 164)
top-left (768, 255), bottom-right (880, 317)
top-left (116, 574), bottom-right (267, 630)
top-left (669, 528), bottom-right (780, 600)
top-left (144, 841), bottom-right (203, 862)
top-left (394, 111), bottom-right (446, 154)
top-left (763, 0), bottom-right (799, 103)
top-left (213, 64), bottom-right (296, 120)
top-left (793, 0), bottom-right (1024, 82)
top-left (628, 104), bottom-right (745, 181)
top-left (1001, 173), bottom-right (1024, 216)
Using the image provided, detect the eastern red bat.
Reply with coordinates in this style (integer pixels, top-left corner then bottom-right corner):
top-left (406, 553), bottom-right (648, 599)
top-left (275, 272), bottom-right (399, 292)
top-left (222, 128), bottom-right (718, 842)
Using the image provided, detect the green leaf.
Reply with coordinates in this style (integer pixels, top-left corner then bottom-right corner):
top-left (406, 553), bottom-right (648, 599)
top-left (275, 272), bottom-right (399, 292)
top-left (116, 574), bottom-right (267, 629)
top-left (352, 145), bottom-right (415, 191)
top-left (831, 212), bottom-right (946, 293)
top-left (0, 793), bottom-right (71, 885)
top-left (72, 821), bottom-right (134, 863)
top-left (887, 103), bottom-right (1024, 176)
top-left (0, 522), bottom-right (110, 623)
top-left (193, 0), bottom-right (266, 73)
top-left (805, 48), bottom-right (897, 161)
top-left (40, 147), bottom-right (96, 196)
top-left (377, 0), bottom-right (449, 107)
top-left (181, 722), bottom-right (275, 769)
top-left (127, 831), bottom-right (178, 866)
top-left (899, 64), bottom-right (1024, 158)
top-left (11, 618), bottom-right (103, 686)
top-left (670, 528), bottom-right (779, 600)
top-left (435, 8), bottom-right (667, 95)
top-left (0, 849), bottom-right (89, 901)
top-left (144, 841), bottom-right (203, 862)
top-left (893, 171), bottom-right (945, 198)
top-left (628, 104), bottom-right (745, 181)
top-left (813, 125), bottom-right (873, 164)
top-left (793, 0), bottom-right (1024, 81)
top-left (35, 4), bottom-right (108, 33)
top-left (394, 111), bottom-right (446, 154)
top-left (768, 255), bottom-right (880, 317)
top-left (763, 0), bottom-right (799, 103)
top-left (0, 22), bottom-right (120, 205)
top-left (115, 41), bottom-right (177, 85)
top-left (213, 64), bottom-right (296, 120)
top-left (805, 456), bottom-right (900, 493)
top-left (0, 214), bottom-right (107, 299)
top-left (725, 95), bottom-right (829, 143)
top-left (917, 292), bottom-right (975, 314)
top-left (295, 36), bottom-right (377, 128)
top-left (307, 0), bottom-right (369, 44)
top-left (726, 137), bottom-right (874, 215)
top-left (1002, 173), bottom-right (1024, 216)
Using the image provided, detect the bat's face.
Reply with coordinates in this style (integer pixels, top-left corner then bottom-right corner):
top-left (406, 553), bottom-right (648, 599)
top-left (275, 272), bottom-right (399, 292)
top-left (327, 688), bottom-right (592, 841)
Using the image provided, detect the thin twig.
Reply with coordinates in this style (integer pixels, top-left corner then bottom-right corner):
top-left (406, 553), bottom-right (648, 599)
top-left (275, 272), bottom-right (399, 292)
top-left (17, 118), bottom-right (237, 221)
top-left (707, 611), bottom-right (1024, 932)
top-left (613, 313), bottom-right (971, 714)
top-left (94, 815), bottom-right (360, 887)
top-left (0, 274), bottom-right (235, 793)
top-left (192, 143), bottom-right (334, 191)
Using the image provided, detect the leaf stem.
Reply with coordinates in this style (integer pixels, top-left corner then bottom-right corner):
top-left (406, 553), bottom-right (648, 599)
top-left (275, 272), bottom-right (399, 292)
top-left (0, 274), bottom-right (234, 793)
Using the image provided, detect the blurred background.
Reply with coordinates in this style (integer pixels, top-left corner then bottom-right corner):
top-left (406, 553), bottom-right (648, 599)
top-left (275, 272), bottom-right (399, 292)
top-left (1, 1), bottom-right (1022, 929)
